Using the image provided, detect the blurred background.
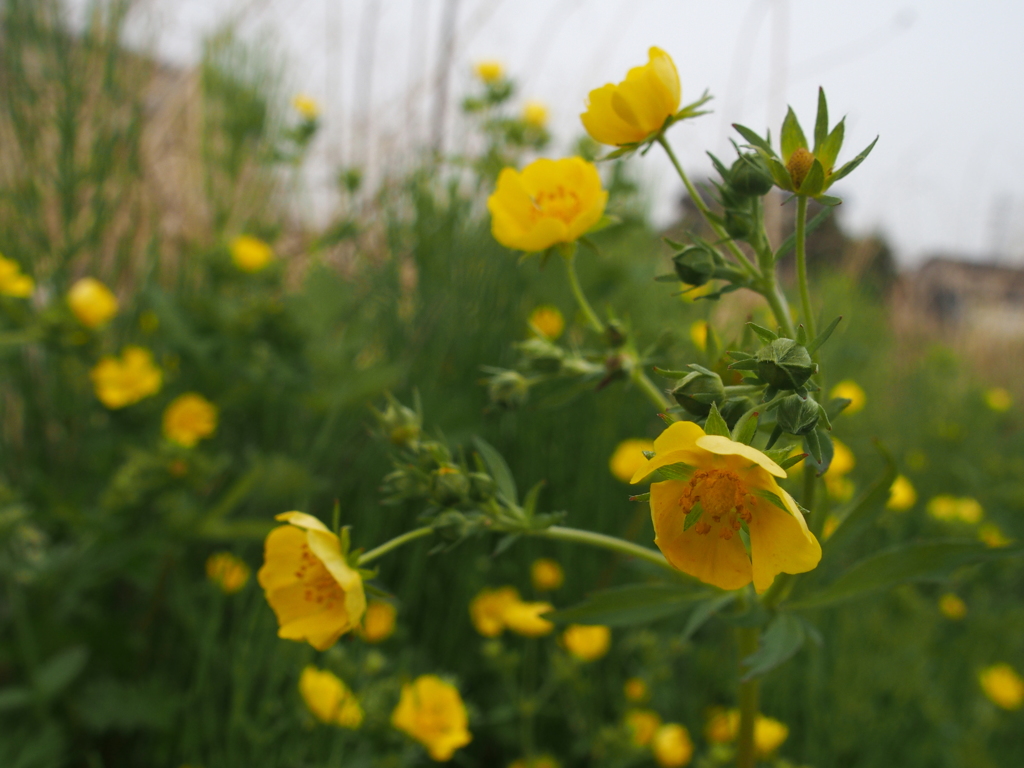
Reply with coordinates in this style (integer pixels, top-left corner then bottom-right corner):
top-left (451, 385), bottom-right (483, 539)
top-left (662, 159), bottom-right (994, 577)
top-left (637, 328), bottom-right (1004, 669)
top-left (1, 1), bottom-right (1022, 767)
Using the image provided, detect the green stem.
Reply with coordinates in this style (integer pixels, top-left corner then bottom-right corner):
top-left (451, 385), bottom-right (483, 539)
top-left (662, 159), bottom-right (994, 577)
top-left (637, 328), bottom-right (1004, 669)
top-left (794, 195), bottom-right (815, 340)
top-left (657, 136), bottom-right (760, 280)
top-left (531, 525), bottom-right (674, 572)
top-left (632, 367), bottom-right (674, 416)
top-left (358, 526), bottom-right (434, 566)
top-left (563, 249), bottom-right (604, 334)
top-left (736, 625), bottom-right (761, 768)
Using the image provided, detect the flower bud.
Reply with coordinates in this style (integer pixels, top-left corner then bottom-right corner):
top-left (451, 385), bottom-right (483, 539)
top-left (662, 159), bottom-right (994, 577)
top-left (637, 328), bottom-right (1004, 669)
top-left (754, 338), bottom-right (816, 390)
top-left (671, 369), bottom-right (725, 417)
top-left (723, 209), bottom-right (753, 240)
top-left (729, 153), bottom-right (774, 197)
top-left (431, 466), bottom-right (471, 506)
top-left (374, 397), bottom-right (421, 447)
top-left (517, 337), bottom-right (564, 374)
top-left (468, 471), bottom-right (497, 502)
top-left (672, 245), bottom-right (717, 287)
top-left (488, 370), bottom-right (529, 409)
top-left (776, 394), bottom-right (820, 436)
top-left (720, 396), bottom-right (756, 428)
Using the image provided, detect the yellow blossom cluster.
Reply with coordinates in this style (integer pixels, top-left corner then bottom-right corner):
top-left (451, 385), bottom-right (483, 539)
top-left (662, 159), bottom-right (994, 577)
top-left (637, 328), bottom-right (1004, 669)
top-left (392, 674), bottom-right (472, 760)
top-left (705, 708), bottom-right (789, 757)
top-left (67, 277), bottom-right (118, 328)
top-left (90, 347), bottom-right (163, 409)
top-left (470, 586), bottom-right (554, 637)
top-left (205, 552), bottom-right (250, 594)
top-left (299, 665), bottom-right (363, 728)
top-left (0, 254), bottom-right (34, 297)
top-left (163, 393), bottom-right (218, 447)
top-left (230, 235), bottom-right (274, 272)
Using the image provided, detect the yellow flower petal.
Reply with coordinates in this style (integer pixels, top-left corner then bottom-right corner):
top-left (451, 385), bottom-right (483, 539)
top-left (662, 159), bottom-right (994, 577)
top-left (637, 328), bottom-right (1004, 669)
top-left (696, 435), bottom-right (787, 478)
top-left (747, 491), bottom-right (821, 594)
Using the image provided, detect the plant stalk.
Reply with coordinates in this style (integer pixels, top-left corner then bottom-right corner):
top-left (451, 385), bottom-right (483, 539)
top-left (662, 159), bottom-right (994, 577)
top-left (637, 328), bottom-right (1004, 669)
top-left (358, 526), bottom-right (434, 566)
top-left (563, 249), bottom-right (604, 334)
top-left (532, 525), bottom-right (674, 572)
top-left (632, 367), bottom-right (674, 415)
top-left (794, 195), bottom-right (815, 340)
top-left (736, 625), bottom-right (761, 768)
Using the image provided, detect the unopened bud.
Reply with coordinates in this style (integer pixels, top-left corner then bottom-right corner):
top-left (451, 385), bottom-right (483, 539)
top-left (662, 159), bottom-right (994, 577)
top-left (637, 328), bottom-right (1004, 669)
top-left (374, 397), bottom-right (421, 447)
top-left (517, 337), bottom-right (564, 373)
top-left (672, 245), bottom-right (716, 287)
top-left (431, 466), bottom-right (470, 506)
top-left (488, 370), bottom-right (529, 409)
top-left (776, 394), bottom-right (820, 436)
top-left (730, 153), bottom-right (774, 197)
top-left (723, 209), bottom-right (753, 240)
top-left (671, 369), bottom-right (725, 417)
top-left (755, 338), bottom-right (816, 390)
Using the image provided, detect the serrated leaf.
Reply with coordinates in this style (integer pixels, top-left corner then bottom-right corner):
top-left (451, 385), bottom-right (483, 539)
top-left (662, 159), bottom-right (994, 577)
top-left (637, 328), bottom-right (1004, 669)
top-left (798, 159), bottom-right (826, 197)
top-left (546, 584), bottom-right (712, 627)
top-left (704, 402), bottom-right (730, 437)
top-left (806, 316), bottom-right (842, 356)
top-left (774, 206), bottom-right (832, 261)
top-left (742, 613), bottom-right (805, 680)
top-left (732, 123), bottom-right (776, 157)
top-left (829, 136), bottom-right (879, 185)
top-left (683, 501), bottom-right (704, 531)
top-left (35, 646), bottom-right (88, 700)
top-left (822, 442), bottom-right (897, 555)
top-left (681, 593), bottom-right (737, 641)
top-left (813, 87), bottom-right (829, 153)
top-left (790, 540), bottom-right (1024, 610)
top-left (473, 436), bottom-right (517, 505)
top-left (817, 118), bottom-right (845, 173)
top-left (781, 107), bottom-right (808, 161)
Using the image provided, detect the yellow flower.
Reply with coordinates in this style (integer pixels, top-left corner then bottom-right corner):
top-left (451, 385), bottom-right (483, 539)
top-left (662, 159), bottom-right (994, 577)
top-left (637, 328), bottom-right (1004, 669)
top-left (90, 346), bottom-right (163, 409)
top-left (979, 664), bottom-right (1024, 710)
top-left (827, 439), bottom-right (855, 476)
top-left (825, 475), bottom-right (854, 503)
top-left (984, 387), bottom-right (1012, 412)
top-left (391, 675), bottom-right (472, 761)
top-left (624, 677), bottom-right (649, 702)
top-left (474, 60), bottom-right (504, 83)
top-left (292, 94), bottom-right (320, 120)
top-left (523, 100), bottom-right (548, 128)
top-left (887, 475), bottom-right (917, 511)
top-left (625, 709), bottom-right (662, 747)
top-left (651, 723), bottom-right (693, 767)
top-left (561, 624), bottom-right (611, 662)
top-left (230, 235), bottom-right (274, 272)
top-left (469, 586), bottom-right (520, 637)
top-left (360, 600), bottom-right (397, 643)
top-left (821, 515), bottom-right (839, 541)
top-left (631, 421), bottom-right (821, 593)
top-left (978, 523), bottom-right (1011, 548)
top-left (938, 593), bottom-right (966, 620)
top-left (67, 278), bottom-right (118, 328)
top-left (927, 495), bottom-right (983, 524)
top-left (299, 666), bottom-right (363, 729)
top-left (0, 254), bottom-right (34, 298)
top-left (206, 551), bottom-right (250, 594)
top-left (257, 512), bottom-right (366, 651)
top-left (705, 710), bottom-right (788, 756)
top-left (503, 600), bottom-right (554, 637)
top-left (829, 380), bottom-right (866, 415)
top-left (581, 47), bottom-right (680, 147)
top-left (531, 558), bottom-right (564, 591)
top-left (163, 393), bottom-right (218, 447)
top-left (528, 305), bottom-right (564, 340)
top-left (609, 439), bottom-right (655, 484)
top-left (689, 321), bottom-right (708, 351)
top-left (488, 157), bottom-right (607, 252)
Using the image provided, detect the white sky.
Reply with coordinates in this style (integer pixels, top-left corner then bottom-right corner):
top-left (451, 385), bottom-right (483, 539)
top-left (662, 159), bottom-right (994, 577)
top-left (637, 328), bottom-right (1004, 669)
top-left (92, 0), bottom-right (1024, 267)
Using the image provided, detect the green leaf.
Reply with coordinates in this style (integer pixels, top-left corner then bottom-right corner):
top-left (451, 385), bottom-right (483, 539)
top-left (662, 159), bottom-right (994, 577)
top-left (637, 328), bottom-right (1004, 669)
top-left (760, 152), bottom-right (793, 190)
top-left (681, 593), bottom-right (737, 641)
top-left (828, 136), bottom-right (879, 185)
top-left (798, 159), bottom-right (826, 197)
top-left (781, 107), bottom-right (808, 161)
top-left (547, 584), bottom-right (712, 627)
top-left (586, 214), bottom-right (621, 235)
top-left (774, 206), bottom-right (832, 261)
top-left (654, 366), bottom-right (690, 378)
top-left (763, 446), bottom-right (796, 465)
top-left (492, 534), bottom-right (521, 556)
top-left (752, 488), bottom-right (789, 513)
top-left (806, 316), bottom-right (842, 356)
top-left (34, 646), bottom-right (88, 699)
top-left (779, 452), bottom-right (807, 471)
top-left (747, 322), bottom-right (778, 343)
top-left (817, 118), bottom-right (845, 173)
top-left (732, 124), bottom-right (776, 158)
top-left (704, 402), bottom-right (730, 437)
top-left (473, 436), bottom-right (517, 505)
top-left (522, 480), bottom-right (546, 518)
top-left (629, 492), bottom-right (651, 503)
top-left (742, 613), bottom-right (806, 680)
top-left (813, 87), bottom-right (829, 153)
top-left (0, 686), bottom-right (32, 712)
top-left (791, 540), bottom-right (1024, 610)
top-left (822, 442), bottom-right (897, 555)
top-left (599, 145), bottom-right (638, 161)
top-left (731, 407), bottom-right (760, 445)
top-left (683, 501), bottom-right (704, 532)
top-left (817, 194), bottom-right (843, 207)
top-left (654, 273), bottom-right (681, 283)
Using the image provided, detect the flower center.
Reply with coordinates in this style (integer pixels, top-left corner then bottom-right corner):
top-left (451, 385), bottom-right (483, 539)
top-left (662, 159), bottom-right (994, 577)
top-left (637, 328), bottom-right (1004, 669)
top-left (677, 468), bottom-right (754, 540)
top-left (294, 543), bottom-right (346, 610)
top-left (533, 185), bottom-right (582, 225)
